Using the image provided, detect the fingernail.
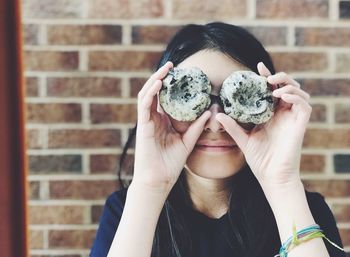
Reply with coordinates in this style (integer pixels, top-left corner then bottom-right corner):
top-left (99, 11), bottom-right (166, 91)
top-left (272, 90), bottom-right (280, 96)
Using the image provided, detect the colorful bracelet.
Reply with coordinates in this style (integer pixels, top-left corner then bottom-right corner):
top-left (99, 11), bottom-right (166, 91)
top-left (274, 222), bottom-right (345, 257)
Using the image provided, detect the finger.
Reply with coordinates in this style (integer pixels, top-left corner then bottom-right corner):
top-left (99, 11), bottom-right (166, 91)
top-left (215, 113), bottom-right (249, 152)
top-left (280, 93), bottom-right (312, 125)
top-left (273, 84), bottom-right (310, 101)
top-left (138, 61), bottom-right (173, 99)
top-left (182, 111), bottom-right (212, 153)
top-left (257, 62), bottom-right (272, 77)
top-left (281, 93), bottom-right (312, 111)
top-left (138, 80), bottom-right (162, 125)
top-left (267, 72), bottom-right (301, 88)
top-left (156, 92), bottom-right (166, 114)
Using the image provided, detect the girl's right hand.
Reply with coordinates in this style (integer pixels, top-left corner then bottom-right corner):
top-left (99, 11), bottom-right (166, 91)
top-left (132, 61), bottom-right (211, 194)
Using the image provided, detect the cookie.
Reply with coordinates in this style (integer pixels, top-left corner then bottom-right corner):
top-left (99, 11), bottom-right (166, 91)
top-left (220, 70), bottom-right (275, 124)
top-left (159, 67), bottom-right (211, 121)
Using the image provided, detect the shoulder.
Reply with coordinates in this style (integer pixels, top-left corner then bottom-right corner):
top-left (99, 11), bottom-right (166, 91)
top-left (304, 189), bottom-right (345, 256)
top-left (89, 187), bottom-right (129, 257)
top-left (304, 189), bottom-right (334, 225)
top-left (304, 189), bottom-right (332, 219)
top-left (305, 189), bottom-right (326, 209)
top-left (103, 187), bottom-right (128, 216)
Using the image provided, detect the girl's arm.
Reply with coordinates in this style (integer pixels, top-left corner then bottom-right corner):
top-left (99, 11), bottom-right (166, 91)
top-left (216, 62), bottom-right (336, 256)
top-left (106, 61), bottom-right (210, 257)
top-left (107, 182), bottom-right (169, 257)
top-left (263, 180), bottom-right (331, 257)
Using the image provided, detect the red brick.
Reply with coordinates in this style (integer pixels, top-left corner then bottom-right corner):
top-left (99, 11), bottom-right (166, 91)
top-left (29, 230), bottom-right (43, 249)
top-left (29, 181), bottom-right (40, 200)
top-left (256, 0), bottom-right (328, 18)
top-left (303, 129), bottom-right (350, 148)
top-left (26, 129), bottom-right (43, 149)
top-left (91, 205), bottom-right (104, 223)
top-left (25, 77), bottom-right (39, 97)
top-left (339, 228), bottom-right (350, 245)
top-left (296, 27), bottom-right (350, 47)
top-left (89, 0), bottom-right (164, 18)
top-left (303, 180), bottom-right (350, 197)
top-left (335, 104), bottom-right (350, 123)
top-left (332, 204), bottom-right (350, 223)
top-left (49, 230), bottom-right (96, 248)
top-left (90, 154), bottom-right (134, 174)
top-left (22, 0), bottom-right (84, 18)
top-left (88, 51), bottom-right (161, 71)
top-left (310, 104), bottom-right (327, 123)
top-left (130, 77), bottom-right (147, 97)
top-left (300, 154), bottom-right (325, 173)
top-left (47, 77), bottom-right (122, 97)
top-left (90, 104), bottom-right (137, 124)
top-left (336, 53), bottom-right (350, 73)
top-left (29, 155), bottom-right (82, 173)
top-left (245, 26), bottom-right (287, 46)
top-left (29, 206), bottom-right (85, 224)
top-left (132, 25), bottom-right (181, 45)
top-left (48, 129), bottom-right (121, 149)
top-left (24, 51), bottom-right (79, 71)
top-left (270, 52), bottom-right (327, 72)
top-left (26, 103), bottom-right (81, 123)
top-left (90, 154), bottom-right (118, 174)
top-left (23, 24), bottom-right (39, 45)
top-left (301, 79), bottom-right (350, 96)
top-left (49, 180), bottom-right (118, 199)
top-left (173, 0), bottom-right (246, 19)
top-left (47, 25), bottom-right (122, 45)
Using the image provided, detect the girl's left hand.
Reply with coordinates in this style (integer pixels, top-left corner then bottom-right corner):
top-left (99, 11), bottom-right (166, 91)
top-left (216, 62), bottom-right (312, 190)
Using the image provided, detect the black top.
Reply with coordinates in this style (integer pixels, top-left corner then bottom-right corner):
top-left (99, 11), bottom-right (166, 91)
top-left (90, 188), bottom-right (346, 257)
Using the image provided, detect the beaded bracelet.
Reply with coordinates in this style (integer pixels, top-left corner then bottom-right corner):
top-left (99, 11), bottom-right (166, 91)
top-left (274, 222), bottom-right (345, 257)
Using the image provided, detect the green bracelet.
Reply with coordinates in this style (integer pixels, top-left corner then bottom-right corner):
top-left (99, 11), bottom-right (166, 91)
top-left (274, 222), bottom-right (345, 257)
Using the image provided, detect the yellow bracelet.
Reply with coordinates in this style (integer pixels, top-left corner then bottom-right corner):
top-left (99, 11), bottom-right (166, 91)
top-left (275, 222), bottom-right (345, 257)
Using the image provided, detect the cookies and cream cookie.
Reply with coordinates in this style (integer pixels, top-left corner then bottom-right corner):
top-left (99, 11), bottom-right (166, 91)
top-left (220, 71), bottom-right (275, 124)
top-left (160, 67), bottom-right (211, 121)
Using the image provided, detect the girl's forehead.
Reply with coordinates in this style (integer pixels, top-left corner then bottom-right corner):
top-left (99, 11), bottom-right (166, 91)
top-left (176, 50), bottom-right (248, 93)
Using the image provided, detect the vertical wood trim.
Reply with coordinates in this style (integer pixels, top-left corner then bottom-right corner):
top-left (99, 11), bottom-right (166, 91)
top-left (0, 0), bottom-right (29, 255)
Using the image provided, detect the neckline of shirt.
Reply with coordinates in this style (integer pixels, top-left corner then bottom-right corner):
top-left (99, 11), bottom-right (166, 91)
top-left (185, 205), bottom-right (229, 224)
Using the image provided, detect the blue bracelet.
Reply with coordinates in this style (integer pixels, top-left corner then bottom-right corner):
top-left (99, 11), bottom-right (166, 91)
top-left (274, 224), bottom-right (322, 257)
top-left (274, 223), bottom-right (345, 257)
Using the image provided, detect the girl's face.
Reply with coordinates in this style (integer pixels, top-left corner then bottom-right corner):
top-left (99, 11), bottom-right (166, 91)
top-left (170, 50), bottom-right (248, 179)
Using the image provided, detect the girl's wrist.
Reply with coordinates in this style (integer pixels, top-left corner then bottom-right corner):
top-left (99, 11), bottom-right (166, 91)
top-left (260, 178), bottom-right (305, 206)
top-left (129, 179), bottom-right (172, 200)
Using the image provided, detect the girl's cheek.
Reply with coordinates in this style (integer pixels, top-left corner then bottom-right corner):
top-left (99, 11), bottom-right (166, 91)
top-left (169, 117), bottom-right (192, 134)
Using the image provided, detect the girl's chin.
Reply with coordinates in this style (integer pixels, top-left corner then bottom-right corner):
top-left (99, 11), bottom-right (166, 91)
top-left (185, 157), bottom-right (246, 179)
top-left (185, 165), bottom-right (243, 179)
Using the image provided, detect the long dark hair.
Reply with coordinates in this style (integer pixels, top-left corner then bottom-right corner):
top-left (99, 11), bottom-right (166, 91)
top-left (118, 22), bottom-right (281, 257)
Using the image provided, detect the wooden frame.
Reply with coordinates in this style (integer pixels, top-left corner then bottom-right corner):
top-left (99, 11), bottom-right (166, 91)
top-left (0, 0), bottom-right (29, 256)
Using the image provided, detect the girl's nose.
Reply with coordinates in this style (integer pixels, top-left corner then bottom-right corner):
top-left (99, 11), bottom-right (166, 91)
top-left (204, 103), bottom-right (225, 132)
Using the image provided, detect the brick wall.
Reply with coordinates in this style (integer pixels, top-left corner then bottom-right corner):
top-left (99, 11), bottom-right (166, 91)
top-left (22, 0), bottom-right (350, 256)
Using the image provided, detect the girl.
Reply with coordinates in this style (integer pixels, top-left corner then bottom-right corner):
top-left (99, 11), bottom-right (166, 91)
top-left (90, 22), bottom-right (346, 257)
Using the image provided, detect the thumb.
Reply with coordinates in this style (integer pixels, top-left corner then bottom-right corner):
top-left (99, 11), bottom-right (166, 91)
top-left (215, 113), bottom-right (249, 152)
top-left (182, 111), bottom-right (211, 152)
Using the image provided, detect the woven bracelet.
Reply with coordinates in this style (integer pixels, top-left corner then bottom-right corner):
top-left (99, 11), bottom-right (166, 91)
top-left (274, 222), bottom-right (345, 257)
